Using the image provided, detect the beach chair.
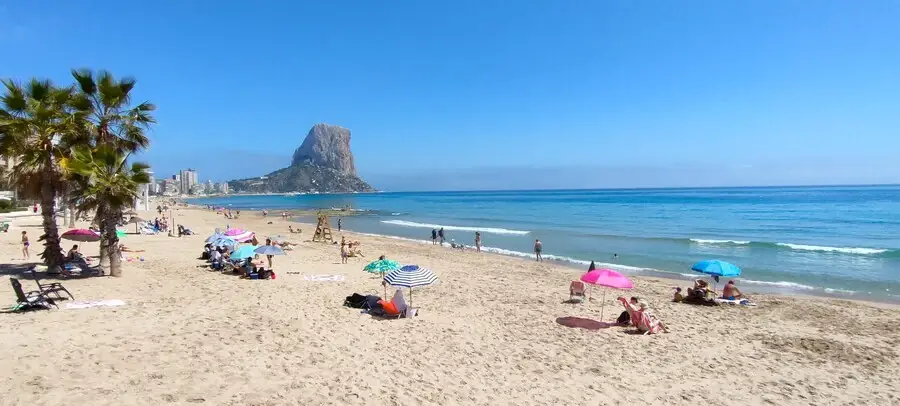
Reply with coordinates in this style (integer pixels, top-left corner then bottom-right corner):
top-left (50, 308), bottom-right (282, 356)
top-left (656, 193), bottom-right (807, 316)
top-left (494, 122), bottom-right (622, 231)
top-left (381, 289), bottom-right (416, 318)
top-left (569, 281), bottom-right (587, 303)
top-left (9, 278), bottom-right (57, 310)
top-left (30, 269), bottom-right (75, 300)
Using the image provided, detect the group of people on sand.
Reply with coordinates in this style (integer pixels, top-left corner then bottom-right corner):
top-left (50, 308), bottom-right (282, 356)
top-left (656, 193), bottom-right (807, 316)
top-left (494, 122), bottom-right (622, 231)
top-left (203, 235), bottom-right (283, 279)
top-left (674, 279), bottom-right (748, 304)
top-left (339, 236), bottom-right (364, 263)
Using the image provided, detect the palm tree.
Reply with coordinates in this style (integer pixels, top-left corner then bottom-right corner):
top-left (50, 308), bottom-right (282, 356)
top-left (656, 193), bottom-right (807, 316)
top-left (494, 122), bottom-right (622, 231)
top-left (67, 145), bottom-right (150, 277)
top-left (0, 79), bottom-right (80, 272)
top-left (70, 69), bottom-right (155, 267)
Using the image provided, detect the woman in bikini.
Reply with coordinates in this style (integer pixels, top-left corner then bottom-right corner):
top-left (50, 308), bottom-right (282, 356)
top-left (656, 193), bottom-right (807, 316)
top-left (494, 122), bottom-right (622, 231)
top-left (21, 231), bottom-right (30, 260)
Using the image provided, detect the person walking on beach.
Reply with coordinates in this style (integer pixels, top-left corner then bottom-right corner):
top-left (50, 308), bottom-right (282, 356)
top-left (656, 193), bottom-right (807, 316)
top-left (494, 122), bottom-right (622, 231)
top-left (474, 232), bottom-right (482, 252)
top-left (534, 239), bottom-right (543, 262)
top-left (340, 240), bottom-right (349, 264)
top-left (431, 229), bottom-right (438, 245)
top-left (265, 238), bottom-right (274, 269)
top-left (338, 218), bottom-right (342, 232)
top-left (32, 203), bottom-right (38, 214)
top-left (21, 231), bottom-right (29, 260)
top-left (438, 227), bottom-right (445, 246)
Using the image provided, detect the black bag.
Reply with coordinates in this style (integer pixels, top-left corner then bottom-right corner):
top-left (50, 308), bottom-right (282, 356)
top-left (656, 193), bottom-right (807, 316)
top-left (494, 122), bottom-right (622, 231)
top-left (617, 311), bottom-right (631, 325)
top-left (343, 293), bottom-right (368, 309)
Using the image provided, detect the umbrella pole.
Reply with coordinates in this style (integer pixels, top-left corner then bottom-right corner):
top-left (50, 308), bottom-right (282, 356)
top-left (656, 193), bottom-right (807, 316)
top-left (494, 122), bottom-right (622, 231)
top-left (600, 288), bottom-right (607, 320)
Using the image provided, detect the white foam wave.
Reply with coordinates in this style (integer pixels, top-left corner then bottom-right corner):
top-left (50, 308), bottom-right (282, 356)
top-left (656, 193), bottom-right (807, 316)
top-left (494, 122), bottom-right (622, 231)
top-left (740, 279), bottom-right (816, 290)
top-left (775, 243), bottom-right (887, 255)
top-left (390, 212), bottom-right (402, 216)
top-left (690, 239), bottom-right (751, 245)
top-left (357, 231), bottom-right (643, 272)
top-left (381, 220), bottom-right (530, 236)
top-left (824, 288), bottom-right (857, 295)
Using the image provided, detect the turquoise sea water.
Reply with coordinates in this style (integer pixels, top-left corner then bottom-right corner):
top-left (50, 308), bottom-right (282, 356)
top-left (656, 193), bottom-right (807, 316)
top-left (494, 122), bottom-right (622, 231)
top-left (192, 185), bottom-right (900, 302)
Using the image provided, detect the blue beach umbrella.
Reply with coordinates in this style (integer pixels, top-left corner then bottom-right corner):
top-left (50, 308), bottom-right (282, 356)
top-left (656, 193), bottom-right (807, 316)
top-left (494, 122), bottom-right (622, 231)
top-left (691, 259), bottom-right (741, 284)
top-left (206, 233), bottom-right (224, 244)
top-left (254, 245), bottom-right (285, 256)
top-left (212, 237), bottom-right (237, 248)
top-left (231, 245), bottom-right (259, 260)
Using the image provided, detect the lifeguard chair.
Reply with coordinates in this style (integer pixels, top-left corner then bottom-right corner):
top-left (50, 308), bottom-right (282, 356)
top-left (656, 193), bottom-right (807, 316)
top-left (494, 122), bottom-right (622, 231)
top-left (312, 213), bottom-right (334, 243)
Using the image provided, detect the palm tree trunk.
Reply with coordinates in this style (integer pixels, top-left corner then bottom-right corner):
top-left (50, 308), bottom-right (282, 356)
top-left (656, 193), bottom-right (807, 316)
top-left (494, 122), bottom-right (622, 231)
top-left (97, 203), bottom-right (110, 270)
top-left (104, 205), bottom-right (123, 277)
top-left (39, 176), bottom-right (64, 272)
top-left (68, 204), bottom-right (76, 228)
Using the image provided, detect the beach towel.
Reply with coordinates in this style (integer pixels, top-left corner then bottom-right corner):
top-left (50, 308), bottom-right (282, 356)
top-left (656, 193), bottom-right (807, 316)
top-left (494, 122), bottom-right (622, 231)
top-left (302, 275), bottom-right (345, 282)
top-left (714, 298), bottom-right (757, 306)
top-left (65, 300), bottom-right (125, 309)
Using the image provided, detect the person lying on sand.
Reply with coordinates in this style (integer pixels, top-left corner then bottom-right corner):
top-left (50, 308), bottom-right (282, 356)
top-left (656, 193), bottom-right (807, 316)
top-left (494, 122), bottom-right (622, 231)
top-left (119, 245), bottom-right (145, 253)
top-left (722, 280), bottom-right (746, 300)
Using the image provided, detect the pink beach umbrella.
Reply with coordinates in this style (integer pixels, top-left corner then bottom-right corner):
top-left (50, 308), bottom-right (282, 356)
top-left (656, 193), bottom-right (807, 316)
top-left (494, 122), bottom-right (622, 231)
top-left (224, 228), bottom-right (246, 236)
top-left (580, 269), bottom-right (634, 320)
top-left (61, 228), bottom-right (101, 242)
top-left (232, 231), bottom-right (255, 243)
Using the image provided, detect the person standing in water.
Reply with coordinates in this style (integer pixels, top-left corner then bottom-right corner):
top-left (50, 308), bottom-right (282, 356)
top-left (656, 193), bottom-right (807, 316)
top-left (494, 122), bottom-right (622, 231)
top-left (431, 229), bottom-right (438, 245)
top-left (474, 232), bottom-right (482, 252)
top-left (21, 231), bottom-right (30, 260)
top-left (534, 239), bottom-right (543, 262)
top-left (438, 227), bottom-right (445, 246)
top-left (338, 218), bottom-right (342, 232)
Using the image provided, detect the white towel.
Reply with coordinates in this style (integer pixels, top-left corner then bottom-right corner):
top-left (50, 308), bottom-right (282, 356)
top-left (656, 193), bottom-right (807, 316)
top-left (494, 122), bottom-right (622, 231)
top-left (302, 275), bottom-right (345, 282)
top-left (65, 300), bottom-right (126, 309)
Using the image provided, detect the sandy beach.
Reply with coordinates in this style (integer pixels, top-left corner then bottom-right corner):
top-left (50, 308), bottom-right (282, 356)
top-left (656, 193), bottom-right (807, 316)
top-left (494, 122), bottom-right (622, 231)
top-left (1, 206), bottom-right (898, 406)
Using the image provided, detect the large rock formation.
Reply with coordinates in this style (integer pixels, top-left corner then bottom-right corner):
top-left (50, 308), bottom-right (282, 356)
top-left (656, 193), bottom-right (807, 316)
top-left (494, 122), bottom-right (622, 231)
top-left (229, 124), bottom-right (374, 193)
top-left (291, 124), bottom-right (356, 176)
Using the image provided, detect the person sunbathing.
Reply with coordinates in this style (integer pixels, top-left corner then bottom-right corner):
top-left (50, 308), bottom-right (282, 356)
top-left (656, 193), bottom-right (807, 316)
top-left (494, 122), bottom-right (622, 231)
top-left (722, 280), bottom-right (746, 300)
top-left (119, 245), bottom-right (145, 253)
top-left (619, 296), bottom-right (670, 334)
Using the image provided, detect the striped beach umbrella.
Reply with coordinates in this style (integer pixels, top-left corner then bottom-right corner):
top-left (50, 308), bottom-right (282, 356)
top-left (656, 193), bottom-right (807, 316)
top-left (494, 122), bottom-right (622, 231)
top-left (383, 265), bottom-right (439, 308)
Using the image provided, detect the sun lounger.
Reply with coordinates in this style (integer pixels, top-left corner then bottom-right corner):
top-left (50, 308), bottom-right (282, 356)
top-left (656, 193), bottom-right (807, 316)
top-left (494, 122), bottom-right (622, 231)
top-left (569, 281), bottom-right (587, 303)
top-left (30, 269), bottom-right (75, 300)
top-left (10, 278), bottom-right (57, 310)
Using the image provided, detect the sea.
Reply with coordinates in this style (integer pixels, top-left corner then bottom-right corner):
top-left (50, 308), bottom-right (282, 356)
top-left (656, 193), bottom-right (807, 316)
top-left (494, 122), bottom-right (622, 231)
top-left (191, 185), bottom-right (900, 303)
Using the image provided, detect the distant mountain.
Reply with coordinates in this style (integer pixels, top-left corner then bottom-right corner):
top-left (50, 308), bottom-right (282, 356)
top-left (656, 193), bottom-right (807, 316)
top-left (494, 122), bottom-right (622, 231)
top-left (228, 124), bottom-right (374, 193)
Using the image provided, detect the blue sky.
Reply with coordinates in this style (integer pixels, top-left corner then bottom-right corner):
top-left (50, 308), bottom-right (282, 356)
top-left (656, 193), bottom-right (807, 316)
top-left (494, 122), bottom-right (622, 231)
top-left (2, 1), bottom-right (899, 190)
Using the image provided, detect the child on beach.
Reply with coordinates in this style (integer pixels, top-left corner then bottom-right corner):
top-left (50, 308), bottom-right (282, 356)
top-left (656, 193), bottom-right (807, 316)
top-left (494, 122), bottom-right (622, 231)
top-left (21, 231), bottom-right (29, 260)
top-left (340, 241), bottom-right (349, 264)
top-left (475, 232), bottom-right (482, 252)
top-left (534, 239), bottom-right (542, 262)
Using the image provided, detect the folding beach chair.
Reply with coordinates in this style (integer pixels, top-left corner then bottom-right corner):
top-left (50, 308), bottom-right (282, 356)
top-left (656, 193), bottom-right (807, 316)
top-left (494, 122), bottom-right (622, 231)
top-left (10, 278), bottom-right (57, 310)
top-left (30, 269), bottom-right (75, 300)
top-left (569, 281), bottom-right (587, 303)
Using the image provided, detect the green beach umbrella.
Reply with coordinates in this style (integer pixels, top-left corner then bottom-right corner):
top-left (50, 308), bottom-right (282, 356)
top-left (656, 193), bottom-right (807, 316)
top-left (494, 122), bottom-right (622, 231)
top-left (363, 259), bottom-right (401, 274)
top-left (116, 230), bottom-right (126, 238)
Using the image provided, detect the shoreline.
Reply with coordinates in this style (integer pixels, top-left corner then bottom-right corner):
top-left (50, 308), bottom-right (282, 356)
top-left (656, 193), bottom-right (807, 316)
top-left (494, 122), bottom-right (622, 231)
top-left (183, 200), bottom-right (900, 306)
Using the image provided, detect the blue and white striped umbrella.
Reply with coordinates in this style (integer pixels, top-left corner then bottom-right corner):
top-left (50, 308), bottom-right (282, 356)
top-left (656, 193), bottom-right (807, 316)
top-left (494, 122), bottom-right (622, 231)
top-left (384, 265), bottom-right (438, 288)
top-left (383, 265), bottom-right (438, 308)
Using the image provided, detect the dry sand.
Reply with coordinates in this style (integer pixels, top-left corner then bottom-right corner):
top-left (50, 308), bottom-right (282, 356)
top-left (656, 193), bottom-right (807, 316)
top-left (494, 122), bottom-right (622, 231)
top-left (1, 206), bottom-right (898, 406)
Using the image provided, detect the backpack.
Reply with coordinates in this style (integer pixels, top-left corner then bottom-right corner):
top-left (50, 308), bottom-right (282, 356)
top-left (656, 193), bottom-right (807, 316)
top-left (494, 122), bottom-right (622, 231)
top-left (617, 311), bottom-right (631, 325)
top-left (343, 293), bottom-right (368, 309)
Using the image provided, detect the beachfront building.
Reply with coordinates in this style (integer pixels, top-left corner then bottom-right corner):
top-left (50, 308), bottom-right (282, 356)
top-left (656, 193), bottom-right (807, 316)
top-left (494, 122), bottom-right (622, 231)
top-left (218, 182), bottom-right (229, 194)
top-left (179, 169), bottom-right (198, 195)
